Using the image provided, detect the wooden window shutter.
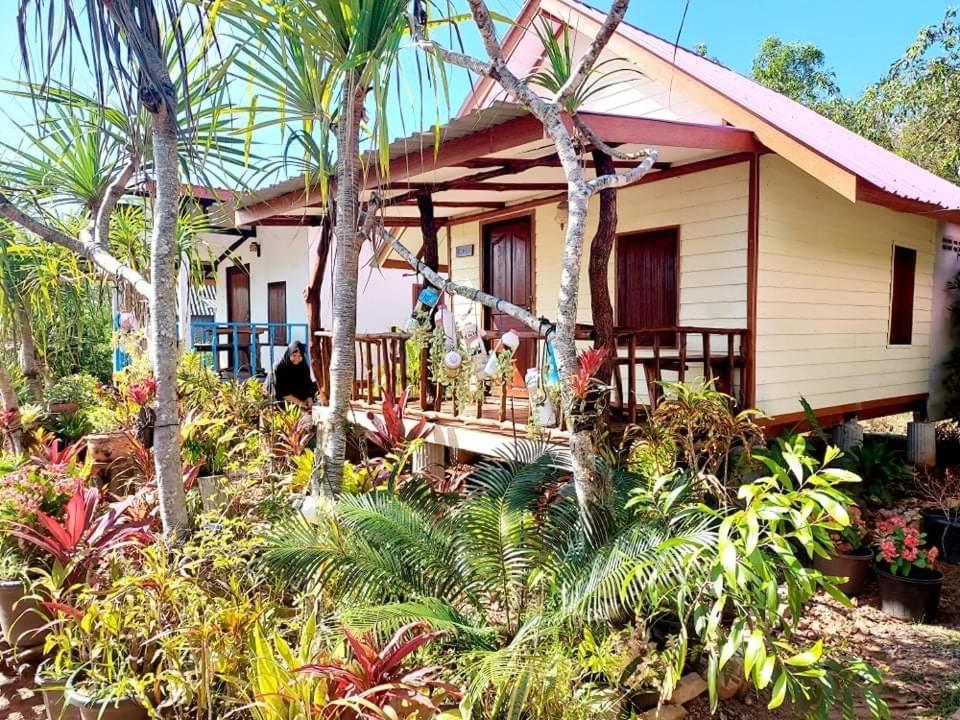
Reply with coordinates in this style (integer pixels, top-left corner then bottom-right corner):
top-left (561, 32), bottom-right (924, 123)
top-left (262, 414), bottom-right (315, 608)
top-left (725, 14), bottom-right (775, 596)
top-left (889, 245), bottom-right (916, 345)
top-left (267, 281), bottom-right (288, 345)
top-left (616, 228), bottom-right (679, 345)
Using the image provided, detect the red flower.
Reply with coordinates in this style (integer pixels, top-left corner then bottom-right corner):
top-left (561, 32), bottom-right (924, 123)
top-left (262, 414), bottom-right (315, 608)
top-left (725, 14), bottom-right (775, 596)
top-left (571, 348), bottom-right (608, 400)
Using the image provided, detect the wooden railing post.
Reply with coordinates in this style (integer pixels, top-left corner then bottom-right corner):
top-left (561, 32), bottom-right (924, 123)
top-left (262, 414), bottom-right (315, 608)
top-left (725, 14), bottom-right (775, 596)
top-left (419, 347), bottom-right (430, 411)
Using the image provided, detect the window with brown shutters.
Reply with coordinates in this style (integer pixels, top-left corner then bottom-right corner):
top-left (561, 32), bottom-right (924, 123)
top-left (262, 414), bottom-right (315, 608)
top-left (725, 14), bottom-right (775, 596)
top-left (889, 245), bottom-right (916, 346)
top-left (267, 281), bottom-right (288, 345)
top-left (616, 228), bottom-right (679, 346)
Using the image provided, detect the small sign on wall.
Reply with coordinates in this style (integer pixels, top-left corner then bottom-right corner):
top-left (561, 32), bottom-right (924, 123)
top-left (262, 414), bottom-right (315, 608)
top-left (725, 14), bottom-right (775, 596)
top-left (455, 244), bottom-right (475, 258)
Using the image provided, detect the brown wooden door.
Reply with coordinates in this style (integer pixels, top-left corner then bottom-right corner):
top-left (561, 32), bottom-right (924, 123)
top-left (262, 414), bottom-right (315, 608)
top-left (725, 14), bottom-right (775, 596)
top-left (483, 217), bottom-right (533, 390)
top-left (226, 266), bottom-right (252, 371)
top-left (267, 281), bottom-right (288, 345)
top-left (617, 228), bottom-right (679, 345)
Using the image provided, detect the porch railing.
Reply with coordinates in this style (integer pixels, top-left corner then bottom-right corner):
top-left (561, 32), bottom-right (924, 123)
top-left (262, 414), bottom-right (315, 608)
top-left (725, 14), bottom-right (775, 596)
top-left (191, 321), bottom-right (309, 379)
top-left (315, 325), bottom-right (748, 427)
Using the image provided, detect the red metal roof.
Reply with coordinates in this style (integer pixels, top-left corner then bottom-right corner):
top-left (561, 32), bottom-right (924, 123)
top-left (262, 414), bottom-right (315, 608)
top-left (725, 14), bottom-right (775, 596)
top-left (545, 0), bottom-right (960, 216)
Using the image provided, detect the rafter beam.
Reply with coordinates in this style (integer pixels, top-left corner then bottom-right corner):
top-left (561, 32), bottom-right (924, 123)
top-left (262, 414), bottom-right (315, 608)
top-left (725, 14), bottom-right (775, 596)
top-left (565, 112), bottom-right (765, 153)
top-left (458, 156), bottom-right (672, 170)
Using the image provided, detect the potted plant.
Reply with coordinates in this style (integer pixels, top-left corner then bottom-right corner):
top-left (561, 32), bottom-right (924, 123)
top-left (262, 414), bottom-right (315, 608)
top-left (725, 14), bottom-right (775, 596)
top-left (45, 374), bottom-right (100, 417)
top-left (55, 595), bottom-right (153, 720)
top-left (0, 467), bottom-right (73, 652)
top-left (873, 513), bottom-right (942, 622)
top-left (36, 588), bottom-right (83, 720)
top-left (182, 411), bottom-right (238, 513)
top-left (813, 505), bottom-right (873, 595)
top-left (0, 546), bottom-right (47, 651)
top-left (918, 467), bottom-right (960, 564)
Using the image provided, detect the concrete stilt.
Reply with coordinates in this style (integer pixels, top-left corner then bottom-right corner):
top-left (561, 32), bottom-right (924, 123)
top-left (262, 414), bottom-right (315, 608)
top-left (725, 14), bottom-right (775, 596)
top-left (413, 442), bottom-right (446, 478)
top-left (907, 421), bottom-right (937, 466)
top-left (833, 418), bottom-right (864, 450)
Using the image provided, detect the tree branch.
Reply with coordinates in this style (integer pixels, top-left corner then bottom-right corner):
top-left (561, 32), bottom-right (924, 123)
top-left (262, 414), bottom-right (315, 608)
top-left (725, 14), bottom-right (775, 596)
top-left (95, 154), bottom-right (139, 249)
top-left (0, 192), bottom-right (153, 301)
top-left (554, 0), bottom-right (630, 109)
top-left (572, 114), bottom-right (649, 161)
top-left (586, 150), bottom-right (659, 194)
top-left (365, 197), bottom-right (553, 338)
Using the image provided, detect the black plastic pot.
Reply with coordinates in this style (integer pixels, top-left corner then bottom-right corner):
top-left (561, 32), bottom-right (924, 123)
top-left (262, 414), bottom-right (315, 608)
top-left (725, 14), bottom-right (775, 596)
top-left (875, 563), bottom-right (943, 623)
top-left (813, 547), bottom-right (873, 595)
top-left (922, 509), bottom-right (960, 564)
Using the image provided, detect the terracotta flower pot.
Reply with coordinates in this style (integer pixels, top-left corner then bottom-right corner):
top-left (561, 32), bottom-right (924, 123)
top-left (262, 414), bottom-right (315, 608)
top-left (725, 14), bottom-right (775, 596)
top-left (813, 547), bottom-right (873, 595)
top-left (64, 682), bottom-right (148, 720)
top-left (0, 580), bottom-right (48, 650)
top-left (922, 509), bottom-right (960, 564)
top-left (86, 432), bottom-right (133, 465)
top-left (36, 663), bottom-right (81, 720)
top-left (875, 563), bottom-right (943, 623)
top-left (48, 402), bottom-right (79, 416)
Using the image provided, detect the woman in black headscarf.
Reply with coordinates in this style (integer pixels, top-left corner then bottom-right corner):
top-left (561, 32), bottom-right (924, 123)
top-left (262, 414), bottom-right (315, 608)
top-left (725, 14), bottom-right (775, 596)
top-left (269, 340), bottom-right (316, 409)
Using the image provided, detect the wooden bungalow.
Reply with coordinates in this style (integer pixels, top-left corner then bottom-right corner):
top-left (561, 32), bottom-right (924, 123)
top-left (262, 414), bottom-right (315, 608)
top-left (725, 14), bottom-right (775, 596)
top-left (213, 0), bottom-right (960, 458)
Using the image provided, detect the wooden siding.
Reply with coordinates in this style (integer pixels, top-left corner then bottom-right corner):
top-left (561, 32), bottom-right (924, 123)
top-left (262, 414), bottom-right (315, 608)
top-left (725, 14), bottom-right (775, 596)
top-left (448, 162), bottom-right (749, 334)
top-left (755, 155), bottom-right (937, 417)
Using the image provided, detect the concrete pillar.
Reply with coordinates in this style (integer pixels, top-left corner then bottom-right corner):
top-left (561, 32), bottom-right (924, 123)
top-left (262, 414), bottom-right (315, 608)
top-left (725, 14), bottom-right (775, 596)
top-left (833, 418), bottom-right (864, 451)
top-left (413, 442), bottom-right (446, 478)
top-left (907, 421), bottom-right (937, 466)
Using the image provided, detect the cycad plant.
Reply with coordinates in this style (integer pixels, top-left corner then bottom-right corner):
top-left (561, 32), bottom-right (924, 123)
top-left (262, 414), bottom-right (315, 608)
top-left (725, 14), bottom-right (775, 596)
top-left (262, 434), bottom-right (889, 720)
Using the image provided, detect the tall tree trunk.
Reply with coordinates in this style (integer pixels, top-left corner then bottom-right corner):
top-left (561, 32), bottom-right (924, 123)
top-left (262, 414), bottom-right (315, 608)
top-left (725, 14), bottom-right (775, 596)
top-left (321, 77), bottom-right (366, 495)
top-left (416, 189), bottom-right (440, 405)
top-left (0, 359), bottom-right (22, 454)
top-left (588, 150), bottom-right (618, 385)
top-left (415, 190), bottom-right (440, 280)
top-left (149, 104), bottom-right (189, 537)
top-left (307, 208), bottom-right (334, 399)
top-left (556, 183), bottom-right (614, 543)
top-left (15, 305), bottom-right (44, 401)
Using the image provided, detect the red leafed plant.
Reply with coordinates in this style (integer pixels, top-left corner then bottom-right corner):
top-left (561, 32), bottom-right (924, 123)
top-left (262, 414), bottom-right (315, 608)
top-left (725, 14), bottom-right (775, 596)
top-left (125, 377), bottom-right (157, 406)
top-left (296, 622), bottom-right (461, 719)
top-left (30, 439), bottom-right (85, 475)
top-left (570, 347), bottom-right (608, 400)
top-left (6, 479), bottom-right (152, 583)
top-left (365, 390), bottom-right (432, 454)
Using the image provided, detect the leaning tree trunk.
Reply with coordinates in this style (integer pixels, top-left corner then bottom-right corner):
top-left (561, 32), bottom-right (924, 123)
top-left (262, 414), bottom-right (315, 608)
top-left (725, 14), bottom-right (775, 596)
top-left (321, 77), bottom-right (366, 495)
top-left (588, 150), bottom-right (618, 385)
top-left (148, 103), bottom-right (189, 537)
top-left (15, 305), bottom-right (45, 401)
top-left (306, 207), bottom-right (334, 397)
top-left (0, 359), bottom-right (22, 453)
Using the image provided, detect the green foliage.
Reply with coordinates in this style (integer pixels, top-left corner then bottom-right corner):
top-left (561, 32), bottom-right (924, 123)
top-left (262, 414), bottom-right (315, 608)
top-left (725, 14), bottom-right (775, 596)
top-left (689, 435), bottom-right (887, 718)
top-left (842, 440), bottom-right (911, 507)
top-left (752, 37), bottom-right (841, 111)
top-left (43, 373), bottom-right (100, 408)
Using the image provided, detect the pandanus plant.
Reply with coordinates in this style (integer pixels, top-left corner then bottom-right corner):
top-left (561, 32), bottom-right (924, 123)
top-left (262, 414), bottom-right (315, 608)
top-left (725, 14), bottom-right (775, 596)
top-left (7, 479), bottom-right (152, 584)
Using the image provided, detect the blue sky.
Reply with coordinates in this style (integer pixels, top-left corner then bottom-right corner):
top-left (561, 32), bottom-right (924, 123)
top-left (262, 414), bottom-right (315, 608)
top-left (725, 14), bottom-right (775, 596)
top-left (0, 1), bottom-right (951, 187)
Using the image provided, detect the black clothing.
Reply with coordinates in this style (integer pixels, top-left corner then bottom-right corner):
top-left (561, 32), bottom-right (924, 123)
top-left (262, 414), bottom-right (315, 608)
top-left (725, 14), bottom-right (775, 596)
top-left (270, 341), bottom-right (316, 403)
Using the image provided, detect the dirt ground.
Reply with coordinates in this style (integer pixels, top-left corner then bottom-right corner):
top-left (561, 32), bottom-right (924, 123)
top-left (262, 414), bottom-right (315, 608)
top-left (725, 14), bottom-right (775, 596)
top-left (0, 661), bottom-right (44, 720)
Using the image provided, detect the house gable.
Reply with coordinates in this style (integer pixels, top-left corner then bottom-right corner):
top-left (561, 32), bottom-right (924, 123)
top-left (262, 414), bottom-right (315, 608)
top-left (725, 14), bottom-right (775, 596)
top-left (460, 0), bottom-right (960, 221)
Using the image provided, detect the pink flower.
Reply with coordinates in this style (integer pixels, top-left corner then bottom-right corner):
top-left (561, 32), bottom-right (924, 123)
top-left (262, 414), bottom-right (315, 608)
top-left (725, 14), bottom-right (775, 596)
top-left (880, 540), bottom-right (898, 562)
top-left (876, 521), bottom-right (891, 535)
top-left (903, 532), bottom-right (920, 548)
top-left (902, 547), bottom-right (918, 562)
top-left (928, 547), bottom-right (939, 566)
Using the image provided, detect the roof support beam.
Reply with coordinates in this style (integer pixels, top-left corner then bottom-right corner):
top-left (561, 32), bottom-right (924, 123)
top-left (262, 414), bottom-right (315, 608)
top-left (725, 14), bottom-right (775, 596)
top-left (458, 156), bottom-right (672, 170)
top-left (565, 112), bottom-right (766, 153)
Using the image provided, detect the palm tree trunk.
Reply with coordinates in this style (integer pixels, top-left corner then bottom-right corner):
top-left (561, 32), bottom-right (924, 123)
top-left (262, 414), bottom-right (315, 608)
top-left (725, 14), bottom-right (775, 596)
top-left (320, 77), bottom-right (366, 495)
top-left (0, 359), bottom-right (22, 454)
top-left (15, 304), bottom-right (45, 401)
top-left (149, 103), bottom-right (188, 537)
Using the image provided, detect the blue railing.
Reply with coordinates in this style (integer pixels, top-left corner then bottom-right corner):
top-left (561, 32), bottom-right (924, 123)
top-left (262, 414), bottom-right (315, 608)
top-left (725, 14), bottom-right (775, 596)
top-left (190, 321), bottom-right (309, 379)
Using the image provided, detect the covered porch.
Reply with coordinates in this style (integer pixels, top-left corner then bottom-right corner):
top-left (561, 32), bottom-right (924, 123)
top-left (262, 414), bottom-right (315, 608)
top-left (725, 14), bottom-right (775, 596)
top-left (239, 102), bottom-right (763, 444)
